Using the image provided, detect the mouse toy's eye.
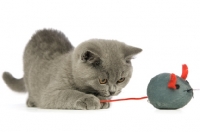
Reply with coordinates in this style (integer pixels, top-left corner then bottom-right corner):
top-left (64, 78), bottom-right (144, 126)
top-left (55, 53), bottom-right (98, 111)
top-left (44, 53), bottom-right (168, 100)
top-left (99, 79), bottom-right (107, 84)
top-left (117, 78), bottom-right (125, 84)
top-left (175, 84), bottom-right (180, 89)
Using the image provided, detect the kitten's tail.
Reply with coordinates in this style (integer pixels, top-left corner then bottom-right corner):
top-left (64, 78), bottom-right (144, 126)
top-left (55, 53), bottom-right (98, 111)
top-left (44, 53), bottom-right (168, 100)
top-left (2, 72), bottom-right (26, 92)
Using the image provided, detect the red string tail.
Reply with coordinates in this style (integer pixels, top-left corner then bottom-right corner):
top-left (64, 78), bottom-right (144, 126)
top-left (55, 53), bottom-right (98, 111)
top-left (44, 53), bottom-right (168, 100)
top-left (100, 96), bottom-right (148, 103)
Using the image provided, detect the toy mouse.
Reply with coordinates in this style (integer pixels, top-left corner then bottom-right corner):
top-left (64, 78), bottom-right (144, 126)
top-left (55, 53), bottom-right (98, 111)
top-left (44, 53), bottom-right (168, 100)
top-left (147, 64), bottom-right (193, 109)
top-left (100, 64), bottom-right (196, 109)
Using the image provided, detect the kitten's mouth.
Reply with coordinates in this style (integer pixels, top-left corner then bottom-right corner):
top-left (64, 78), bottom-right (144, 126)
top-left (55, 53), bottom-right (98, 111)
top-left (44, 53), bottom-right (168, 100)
top-left (84, 90), bottom-right (110, 97)
top-left (101, 95), bottom-right (112, 97)
top-left (101, 91), bottom-right (121, 97)
top-left (83, 87), bottom-right (121, 97)
top-left (96, 92), bottom-right (111, 97)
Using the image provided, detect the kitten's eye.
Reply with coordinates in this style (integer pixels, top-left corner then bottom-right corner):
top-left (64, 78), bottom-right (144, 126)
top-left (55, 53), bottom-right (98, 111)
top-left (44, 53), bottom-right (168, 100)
top-left (117, 78), bottom-right (125, 84)
top-left (99, 79), bottom-right (107, 84)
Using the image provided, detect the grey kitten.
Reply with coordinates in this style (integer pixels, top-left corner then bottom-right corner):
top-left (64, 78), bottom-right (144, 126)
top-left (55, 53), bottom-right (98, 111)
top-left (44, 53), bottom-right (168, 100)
top-left (2, 29), bottom-right (142, 110)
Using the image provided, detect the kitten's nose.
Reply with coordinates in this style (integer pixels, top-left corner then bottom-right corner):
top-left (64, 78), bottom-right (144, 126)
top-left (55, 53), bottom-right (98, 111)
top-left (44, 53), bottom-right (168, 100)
top-left (109, 91), bottom-right (115, 95)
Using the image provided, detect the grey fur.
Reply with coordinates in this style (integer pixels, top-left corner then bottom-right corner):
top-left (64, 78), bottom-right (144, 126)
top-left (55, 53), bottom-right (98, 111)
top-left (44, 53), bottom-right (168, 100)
top-left (2, 29), bottom-right (142, 110)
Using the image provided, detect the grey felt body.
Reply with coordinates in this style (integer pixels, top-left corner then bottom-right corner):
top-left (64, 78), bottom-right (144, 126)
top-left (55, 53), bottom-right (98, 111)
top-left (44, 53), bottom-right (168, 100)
top-left (3, 29), bottom-right (142, 110)
top-left (147, 73), bottom-right (193, 109)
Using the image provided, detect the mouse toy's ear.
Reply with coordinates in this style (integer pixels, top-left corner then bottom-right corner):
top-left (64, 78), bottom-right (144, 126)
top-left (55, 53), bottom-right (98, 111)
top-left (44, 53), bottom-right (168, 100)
top-left (181, 64), bottom-right (188, 80)
top-left (168, 73), bottom-right (177, 89)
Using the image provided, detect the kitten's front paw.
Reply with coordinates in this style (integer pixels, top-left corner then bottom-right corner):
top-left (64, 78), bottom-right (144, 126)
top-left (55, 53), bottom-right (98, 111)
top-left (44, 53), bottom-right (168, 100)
top-left (97, 96), bottom-right (110, 109)
top-left (101, 102), bottom-right (110, 109)
top-left (75, 95), bottom-right (101, 110)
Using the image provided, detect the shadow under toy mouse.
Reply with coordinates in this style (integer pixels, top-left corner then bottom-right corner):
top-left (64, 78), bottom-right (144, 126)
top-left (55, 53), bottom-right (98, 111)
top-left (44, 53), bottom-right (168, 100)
top-left (100, 64), bottom-right (198, 109)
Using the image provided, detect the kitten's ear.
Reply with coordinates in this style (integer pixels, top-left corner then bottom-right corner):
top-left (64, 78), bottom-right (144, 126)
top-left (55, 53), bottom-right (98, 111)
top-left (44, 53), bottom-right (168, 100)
top-left (81, 51), bottom-right (100, 65)
top-left (124, 46), bottom-right (142, 60)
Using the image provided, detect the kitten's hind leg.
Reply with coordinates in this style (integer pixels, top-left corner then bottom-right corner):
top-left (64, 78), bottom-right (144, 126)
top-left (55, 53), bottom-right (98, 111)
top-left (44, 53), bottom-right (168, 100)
top-left (39, 89), bottom-right (101, 110)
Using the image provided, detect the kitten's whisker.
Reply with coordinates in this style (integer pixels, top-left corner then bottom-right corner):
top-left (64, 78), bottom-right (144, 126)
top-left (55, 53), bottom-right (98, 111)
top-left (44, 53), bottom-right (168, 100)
top-left (193, 89), bottom-right (200, 90)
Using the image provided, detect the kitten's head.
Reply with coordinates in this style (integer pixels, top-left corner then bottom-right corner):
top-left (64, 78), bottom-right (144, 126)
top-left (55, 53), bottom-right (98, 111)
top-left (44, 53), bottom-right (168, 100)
top-left (72, 39), bottom-right (142, 97)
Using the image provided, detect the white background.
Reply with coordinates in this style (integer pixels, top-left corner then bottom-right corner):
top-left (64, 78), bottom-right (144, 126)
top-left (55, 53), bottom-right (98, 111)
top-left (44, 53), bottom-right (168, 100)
top-left (1, 0), bottom-right (200, 132)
